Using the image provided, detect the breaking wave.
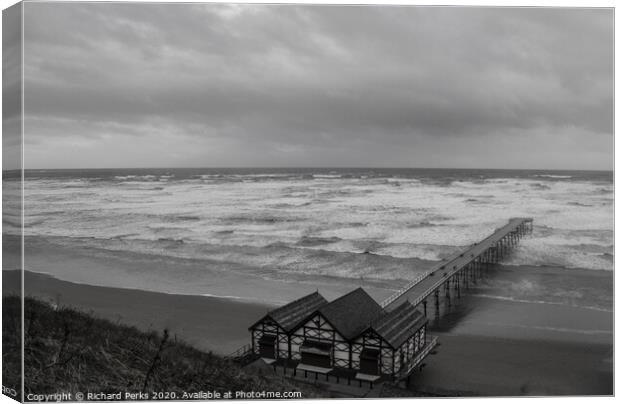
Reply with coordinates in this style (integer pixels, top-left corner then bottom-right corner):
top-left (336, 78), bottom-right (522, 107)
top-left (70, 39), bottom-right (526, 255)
top-left (12, 168), bottom-right (613, 274)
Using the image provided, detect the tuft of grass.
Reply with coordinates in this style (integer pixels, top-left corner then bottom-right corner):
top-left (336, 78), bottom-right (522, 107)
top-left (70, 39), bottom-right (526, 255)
top-left (3, 294), bottom-right (22, 399)
top-left (3, 296), bottom-right (324, 399)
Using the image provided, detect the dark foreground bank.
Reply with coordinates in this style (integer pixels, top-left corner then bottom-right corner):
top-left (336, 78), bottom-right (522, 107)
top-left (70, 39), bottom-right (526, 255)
top-left (3, 294), bottom-right (326, 400)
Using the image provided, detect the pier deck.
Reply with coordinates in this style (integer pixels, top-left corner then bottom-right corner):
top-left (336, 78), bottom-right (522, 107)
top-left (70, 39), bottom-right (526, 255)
top-left (383, 218), bottom-right (533, 312)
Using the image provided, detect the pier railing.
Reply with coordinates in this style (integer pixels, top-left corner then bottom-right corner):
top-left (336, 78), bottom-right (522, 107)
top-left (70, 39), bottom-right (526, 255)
top-left (410, 256), bottom-right (478, 307)
top-left (384, 218), bottom-right (533, 312)
top-left (381, 271), bottom-right (430, 308)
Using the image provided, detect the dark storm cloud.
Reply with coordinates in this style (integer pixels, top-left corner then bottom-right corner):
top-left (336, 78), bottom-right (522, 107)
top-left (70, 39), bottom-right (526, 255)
top-left (22, 3), bottom-right (612, 169)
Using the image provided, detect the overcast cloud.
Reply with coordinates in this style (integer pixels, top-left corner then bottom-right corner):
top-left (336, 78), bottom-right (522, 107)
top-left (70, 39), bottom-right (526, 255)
top-left (18, 3), bottom-right (612, 169)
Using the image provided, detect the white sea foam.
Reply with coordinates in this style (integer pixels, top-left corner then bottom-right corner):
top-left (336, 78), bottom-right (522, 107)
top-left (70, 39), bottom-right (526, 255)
top-left (533, 174), bottom-right (573, 179)
top-left (474, 294), bottom-right (613, 313)
top-left (16, 172), bottom-right (613, 272)
top-left (474, 321), bottom-right (612, 336)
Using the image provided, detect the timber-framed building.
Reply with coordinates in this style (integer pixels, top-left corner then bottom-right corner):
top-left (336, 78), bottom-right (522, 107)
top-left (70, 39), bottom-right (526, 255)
top-left (249, 287), bottom-right (436, 382)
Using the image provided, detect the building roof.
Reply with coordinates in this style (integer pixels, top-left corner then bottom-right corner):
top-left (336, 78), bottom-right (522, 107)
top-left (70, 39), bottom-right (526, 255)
top-left (250, 287), bottom-right (428, 346)
top-left (371, 301), bottom-right (426, 349)
top-left (263, 291), bottom-right (328, 332)
top-left (318, 287), bottom-right (385, 340)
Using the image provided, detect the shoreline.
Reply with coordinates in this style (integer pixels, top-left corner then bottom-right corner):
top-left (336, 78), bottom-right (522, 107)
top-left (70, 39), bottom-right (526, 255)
top-left (4, 270), bottom-right (613, 396)
top-left (7, 234), bottom-right (401, 305)
top-left (5, 270), bottom-right (273, 354)
top-left (5, 234), bottom-right (614, 309)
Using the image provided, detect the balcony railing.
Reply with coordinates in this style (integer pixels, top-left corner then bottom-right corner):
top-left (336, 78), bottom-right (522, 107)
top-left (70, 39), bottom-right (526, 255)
top-left (225, 343), bottom-right (253, 361)
top-left (395, 336), bottom-right (438, 380)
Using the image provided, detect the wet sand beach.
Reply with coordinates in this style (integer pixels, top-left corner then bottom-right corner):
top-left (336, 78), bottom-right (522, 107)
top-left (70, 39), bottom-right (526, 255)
top-left (411, 333), bottom-right (612, 396)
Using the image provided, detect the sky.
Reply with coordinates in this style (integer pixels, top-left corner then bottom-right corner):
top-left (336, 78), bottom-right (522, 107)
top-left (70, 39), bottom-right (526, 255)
top-left (12, 3), bottom-right (614, 169)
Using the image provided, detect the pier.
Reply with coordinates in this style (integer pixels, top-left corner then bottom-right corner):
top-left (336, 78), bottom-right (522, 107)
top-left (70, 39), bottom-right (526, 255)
top-left (240, 218), bottom-right (534, 389)
top-left (381, 217), bottom-right (534, 314)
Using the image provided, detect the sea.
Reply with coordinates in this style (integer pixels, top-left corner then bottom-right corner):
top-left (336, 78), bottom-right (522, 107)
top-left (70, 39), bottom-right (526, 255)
top-left (2, 167), bottom-right (614, 312)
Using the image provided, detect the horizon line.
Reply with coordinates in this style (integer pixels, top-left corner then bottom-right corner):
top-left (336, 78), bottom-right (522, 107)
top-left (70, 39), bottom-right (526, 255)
top-left (3, 166), bottom-right (613, 172)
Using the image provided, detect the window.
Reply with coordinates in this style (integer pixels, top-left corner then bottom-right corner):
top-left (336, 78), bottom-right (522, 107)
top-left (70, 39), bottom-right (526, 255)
top-left (300, 339), bottom-right (332, 368)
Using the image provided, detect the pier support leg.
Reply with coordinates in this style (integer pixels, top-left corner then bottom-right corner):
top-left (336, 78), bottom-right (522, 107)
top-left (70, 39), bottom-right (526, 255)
top-left (423, 300), bottom-right (427, 317)
top-left (434, 290), bottom-right (440, 317)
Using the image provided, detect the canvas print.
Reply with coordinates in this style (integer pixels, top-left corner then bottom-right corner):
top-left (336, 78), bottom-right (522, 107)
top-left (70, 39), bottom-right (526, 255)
top-left (2, 1), bottom-right (614, 401)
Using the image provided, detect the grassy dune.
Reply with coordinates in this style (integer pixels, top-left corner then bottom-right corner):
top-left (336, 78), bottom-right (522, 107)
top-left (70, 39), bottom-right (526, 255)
top-left (3, 296), bottom-right (324, 399)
